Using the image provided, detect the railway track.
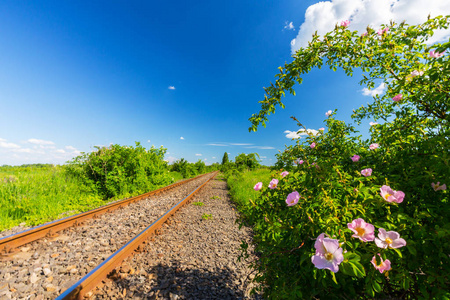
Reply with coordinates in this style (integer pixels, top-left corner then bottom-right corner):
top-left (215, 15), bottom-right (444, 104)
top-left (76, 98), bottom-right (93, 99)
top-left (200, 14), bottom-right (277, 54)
top-left (0, 171), bottom-right (219, 299)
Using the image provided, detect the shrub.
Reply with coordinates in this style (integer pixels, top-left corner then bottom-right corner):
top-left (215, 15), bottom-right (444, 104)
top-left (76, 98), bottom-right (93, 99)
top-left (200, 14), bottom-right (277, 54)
top-left (244, 16), bottom-right (450, 299)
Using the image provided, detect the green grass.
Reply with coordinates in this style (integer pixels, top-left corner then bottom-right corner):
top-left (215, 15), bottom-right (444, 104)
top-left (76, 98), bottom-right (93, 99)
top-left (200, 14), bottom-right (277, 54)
top-left (192, 201), bottom-right (204, 206)
top-left (225, 168), bottom-right (272, 210)
top-left (201, 213), bottom-right (213, 220)
top-left (0, 165), bottom-right (104, 231)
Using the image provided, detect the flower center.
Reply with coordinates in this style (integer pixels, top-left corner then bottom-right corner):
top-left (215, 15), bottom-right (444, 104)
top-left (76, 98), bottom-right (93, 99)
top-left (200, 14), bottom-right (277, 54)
top-left (384, 193), bottom-right (392, 200)
top-left (385, 237), bottom-right (393, 244)
top-left (356, 227), bottom-right (365, 236)
top-left (325, 252), bottom-right (333, 261)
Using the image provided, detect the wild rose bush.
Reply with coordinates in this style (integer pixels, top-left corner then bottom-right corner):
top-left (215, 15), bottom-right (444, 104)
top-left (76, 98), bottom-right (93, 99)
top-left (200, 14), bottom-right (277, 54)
top-left (241, 16), bottom-right (449, 299)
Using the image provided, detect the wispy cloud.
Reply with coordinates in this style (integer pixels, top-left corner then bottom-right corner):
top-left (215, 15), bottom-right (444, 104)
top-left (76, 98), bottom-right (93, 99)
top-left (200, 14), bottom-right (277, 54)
top-left (195, 153), bottom-right (202, 156)
top-left (362, 83), bottom-right (386, 97)
top-left (244, 146), bottom-right (275, 150)
top-left (168, 86), bottom-right (176, 90)
top-left (0, 138), bottom-right (20, 149)
top-left (206, 143), bottom-right (228, 146)
top-left (229, 143), bottom-right (253, 146)
top-left (284, 21), bottom-right (295, 30)
top-left (27, 138), bottom-right (55, 145)
top-left (291, 0), bottom-right (450, 53)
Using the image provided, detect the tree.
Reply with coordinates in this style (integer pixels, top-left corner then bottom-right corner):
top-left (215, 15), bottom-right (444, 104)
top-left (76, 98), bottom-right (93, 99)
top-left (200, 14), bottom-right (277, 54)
top-left (221, 152), bottom-right (229, 165)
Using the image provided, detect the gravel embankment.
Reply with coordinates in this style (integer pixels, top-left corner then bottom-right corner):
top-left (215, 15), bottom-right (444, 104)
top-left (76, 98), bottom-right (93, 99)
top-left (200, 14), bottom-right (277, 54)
top-left (0, 175), bottom-right (212, 300)
top-left (92, 176), bottom-right (260, 300)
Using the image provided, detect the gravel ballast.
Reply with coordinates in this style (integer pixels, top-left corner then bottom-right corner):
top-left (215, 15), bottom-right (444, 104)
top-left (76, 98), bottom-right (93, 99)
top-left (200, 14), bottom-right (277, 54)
top-left (92, 176), bottom-right (260, 300)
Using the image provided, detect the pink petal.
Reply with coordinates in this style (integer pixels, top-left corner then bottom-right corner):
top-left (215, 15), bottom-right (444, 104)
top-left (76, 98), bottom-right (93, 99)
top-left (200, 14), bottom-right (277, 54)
top-left (378, 228), bottom-right (388, 240)
top-left (374, 238), bottom-right (387, 249)
top-left (322, 238), bottom-right (340, 254)
top-left (390, 238), bottom-right (407, 248)
top-left (314, 233), bottom-right (326, 254)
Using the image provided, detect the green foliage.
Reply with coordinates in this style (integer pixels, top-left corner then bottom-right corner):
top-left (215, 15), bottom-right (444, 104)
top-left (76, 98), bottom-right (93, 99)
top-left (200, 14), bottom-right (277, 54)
top-left (192, 201), bottom-right (204, 206)
top-left (222, 152), bottom-right (229, 165)
top-left (67, 142), bottom-right (173, 199)
top-left (210, 195), bottom-right (221, 200)
top-left (170, 158), bottom-right (218, 179)
top-left (201, 213), bottom-right (213, 220)
top-left (234, 153), bottom-right (261, 171)
top-left (242, 16), bottom-right (450, 299)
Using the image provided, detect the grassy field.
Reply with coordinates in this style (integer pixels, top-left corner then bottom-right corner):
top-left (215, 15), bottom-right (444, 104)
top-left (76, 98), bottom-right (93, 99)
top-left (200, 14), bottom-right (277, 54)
top-left (0, 165), bottom-right (185, 231)
top-left (225, 168), bottom-right (272, 211)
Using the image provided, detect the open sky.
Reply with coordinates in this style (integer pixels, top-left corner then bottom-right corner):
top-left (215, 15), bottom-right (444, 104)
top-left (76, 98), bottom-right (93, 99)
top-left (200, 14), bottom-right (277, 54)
top-left (1, 0), bottom-right (449, 166)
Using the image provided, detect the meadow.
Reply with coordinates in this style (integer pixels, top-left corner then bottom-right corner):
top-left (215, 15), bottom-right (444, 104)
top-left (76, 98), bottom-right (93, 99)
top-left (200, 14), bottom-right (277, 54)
top-left (0, 164), bottom-right (185, 231)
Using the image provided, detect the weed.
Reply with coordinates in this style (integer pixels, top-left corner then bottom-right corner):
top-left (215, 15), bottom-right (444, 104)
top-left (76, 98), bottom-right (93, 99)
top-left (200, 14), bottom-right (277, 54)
top-left (192, 201), bottom-right (204, 206)
top-left (201, 213), bottom-right (213, 220)
top-left (210, 196), bottom-right (221, 200)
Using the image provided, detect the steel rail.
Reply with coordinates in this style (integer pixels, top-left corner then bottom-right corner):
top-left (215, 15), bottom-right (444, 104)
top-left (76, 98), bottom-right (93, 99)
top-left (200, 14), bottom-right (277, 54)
top-left (0, 172), bottom-right (215, 254)
top-left (56, 171), bottom-right (218, 300)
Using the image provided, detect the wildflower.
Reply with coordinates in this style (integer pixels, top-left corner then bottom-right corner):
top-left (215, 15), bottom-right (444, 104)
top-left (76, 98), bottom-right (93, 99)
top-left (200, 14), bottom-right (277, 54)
top-left (310, 142), bottom-right (316, 149)
top-left (281, 171), bottom-right (289, 178)
top-left (369, 122), bottom-right (378, 126)
top-left (286, 191), bottom-right (300, 206)
top-left (375, 228), bottom-right (406, 249)
top-left (429, 50), bottom-right (445, 58)
top-left (351, 155), bottom-right (360, 162)
top-left (311, 233), bottom-right (344, 273)
top-left (319, 127), bottom-right (325, 131)
top-left (362, 32), bottom-right (368, 37)
top-left (268, 178), bottom-right (279, 189)
top-left (371, 254), bottom-right (391, 273)
top-left (347, 218), bottom-right (375, 242)
top-left (341, 20), bottom-right (350, 27)
top-left (369, 143), bottom-right (379, 150)
top-left (296, 159), bottom-right (304, 165)
top-left (380, 185), bottom-right (405, 203)
top-left (361, 168), bottom-right (372, 177)
top-left (431, 182), bottom-right (447, 191)
top-left (392, 94), bottom-right (403, 102)
top-left (325, 110), bottom-right (332, 117)
top-left (406, 70), bottom-right (424, 81)
top-left (253, 182), bottom-right (263, 191)
top-left (377, 27), bottom-right (389, 35)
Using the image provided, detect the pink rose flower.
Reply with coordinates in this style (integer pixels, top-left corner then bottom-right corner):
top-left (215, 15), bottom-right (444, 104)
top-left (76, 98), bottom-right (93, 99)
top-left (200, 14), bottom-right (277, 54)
top-left (281, 171), bottom-right (289, 178)
top-left (268, 178), bottom-right (279, 189)
top-left (286, 191), bottom-right (300, 206)
top-left (325, 110), bottom-right (332, 117)
top-left (311, 233), bottom-right (344, 273)
top-left (361, 168), bottom-right (372, 177)
top-left (431, 182), bottom-right (447, 191)
top-left (369, 143), bottom-right (379, 150)
top-left (392, 94), bottom-right (403, 102)
top-left (377, 27), bottom-right (389, 35)
top-left (375, 228), bottom-right (406, 249)
top-left (341, 20), bottom-right (350, 27)
top-left (319, 127), bottom-right (325, 131)
top-left (296, 159), bottom-right (304, 165)
top-left (347, 218), bottom-right (375, 242)
top-left (429, 50), bottom-right (445, 58)
top-left (362, 32), bottom-right (368, 37)
top-left (310, 142), bottom-right (316, 149)
top-left (351, 155), bottom-right (360, 162)
top-left (380, 185), bottom-right (405, 203)
top-left (369, 122), bottom-right (378, 126)
top-left (253, 182), bottom-right (263, 191)
top-left (371, 254), bottom-right (391, 273)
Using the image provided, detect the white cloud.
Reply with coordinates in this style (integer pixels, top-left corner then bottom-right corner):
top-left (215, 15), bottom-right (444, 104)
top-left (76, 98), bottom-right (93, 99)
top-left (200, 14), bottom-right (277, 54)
top-left (55, 149), bottom-right (66, 154)
top-left (27, 138), bottom-right (55, 145)
top-left (168, 86), bottom-right (176, 90)
top-left (362, 83), bottom-right (386, 97)
top-left (206, 143), bottom-right (228, 146)
top-left (284, 21), bottom-right (295, 30)
top-left (180, 137), bottom-right (185, 140)
top-left (212, 156), bottom-right (216, 159)
top-left (0, 138), bottom-right (21, 149)
top-left (229, 143), bottom-right (253, 146)
top-left (147, 140), bottom-right (151, 143)
top-left (291, 0), bottom-right (450, 53)
top-left (195, 153), bottom-right (202, 156)
top-left (284, 129), bottom-right (320, 139)
top-left (165, 156), bottom-right (178, 164)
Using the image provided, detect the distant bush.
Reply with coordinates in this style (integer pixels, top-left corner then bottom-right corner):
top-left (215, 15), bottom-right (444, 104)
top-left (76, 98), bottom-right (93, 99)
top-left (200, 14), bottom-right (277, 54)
top-left (66, 142), bottom-right (172, 199)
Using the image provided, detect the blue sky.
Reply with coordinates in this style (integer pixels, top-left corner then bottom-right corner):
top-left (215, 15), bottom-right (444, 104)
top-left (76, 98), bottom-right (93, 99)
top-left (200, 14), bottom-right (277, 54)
top-left (1, 0), bottom-right (449, 166)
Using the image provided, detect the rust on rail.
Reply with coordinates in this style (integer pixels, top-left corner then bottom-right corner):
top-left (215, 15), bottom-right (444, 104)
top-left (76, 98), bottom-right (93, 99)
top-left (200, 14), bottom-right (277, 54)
top-left (57, 171), bottom-right (219, 300)
top-left (0, 172), bottom-right (214, 254)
